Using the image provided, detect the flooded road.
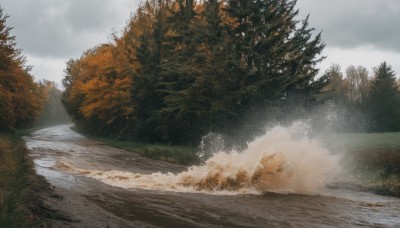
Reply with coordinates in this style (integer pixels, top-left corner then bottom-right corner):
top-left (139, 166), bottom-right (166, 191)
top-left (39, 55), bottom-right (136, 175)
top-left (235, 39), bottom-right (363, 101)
top-left (25, 125), bottom-right (400, 227)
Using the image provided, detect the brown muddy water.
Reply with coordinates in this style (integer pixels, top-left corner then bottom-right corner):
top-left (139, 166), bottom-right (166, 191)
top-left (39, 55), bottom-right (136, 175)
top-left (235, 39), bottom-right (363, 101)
top-left (24, 125), bottom-right (400, 227)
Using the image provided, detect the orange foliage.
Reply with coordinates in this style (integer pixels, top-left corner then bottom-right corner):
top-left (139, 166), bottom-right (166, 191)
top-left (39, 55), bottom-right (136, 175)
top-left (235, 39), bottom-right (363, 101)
top-left (0, 65), bottom-right (46, 128)
top-left (65, 44), bottom-right (132, 125)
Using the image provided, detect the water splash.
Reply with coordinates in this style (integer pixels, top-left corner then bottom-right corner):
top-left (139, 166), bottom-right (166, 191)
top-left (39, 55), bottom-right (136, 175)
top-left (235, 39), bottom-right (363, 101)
top-left (56, 123), bottom-right (339, 195)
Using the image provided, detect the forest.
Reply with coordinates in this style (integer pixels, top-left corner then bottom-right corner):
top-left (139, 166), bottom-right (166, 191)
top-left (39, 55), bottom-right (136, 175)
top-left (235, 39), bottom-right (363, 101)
top-left (62, 0), bottom-right (400, 147)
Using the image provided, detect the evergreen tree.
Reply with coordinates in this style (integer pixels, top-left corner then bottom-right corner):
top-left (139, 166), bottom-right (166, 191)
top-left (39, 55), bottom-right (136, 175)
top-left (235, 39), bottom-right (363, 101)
top-left (224, 0), bottom-right (326, 106)
top-left (157, 0), bottom-right (199, 143)
top-left (131, 0), bottom-right (167, 141)
top-left (367, 62), bottom-right (400, 131)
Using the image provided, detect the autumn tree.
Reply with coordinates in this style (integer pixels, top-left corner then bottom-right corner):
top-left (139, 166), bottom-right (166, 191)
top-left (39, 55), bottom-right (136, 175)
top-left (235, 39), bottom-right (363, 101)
top-left (0, 6), bottom-right (45, 130)
top-left (321, 64), bottom-right (348, 103)
top-left (63, 44), bottom-right (132, 136)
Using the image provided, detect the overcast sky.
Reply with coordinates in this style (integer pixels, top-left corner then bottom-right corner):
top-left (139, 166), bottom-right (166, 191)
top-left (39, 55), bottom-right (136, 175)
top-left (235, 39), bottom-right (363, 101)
top-left (1, 0), bottom-right (400, 86)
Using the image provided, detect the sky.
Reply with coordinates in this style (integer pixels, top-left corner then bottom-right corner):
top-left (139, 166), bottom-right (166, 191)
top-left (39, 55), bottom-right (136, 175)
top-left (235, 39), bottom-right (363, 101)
top-left (1, 0), bottom-right (400, 86)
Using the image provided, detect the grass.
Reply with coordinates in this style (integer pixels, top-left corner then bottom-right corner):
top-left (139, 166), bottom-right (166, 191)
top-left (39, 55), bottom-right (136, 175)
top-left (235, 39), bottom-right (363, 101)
top-left (322, 132), bottom-right (400, 197)
top-left (346, 148), bottom-right (400, 197)
top-left (0, 132), bottom-right (49, 227)
top-left (87, 134), bottom-right (199, 165)
top-left (323, 132), bottom-right (400, 151)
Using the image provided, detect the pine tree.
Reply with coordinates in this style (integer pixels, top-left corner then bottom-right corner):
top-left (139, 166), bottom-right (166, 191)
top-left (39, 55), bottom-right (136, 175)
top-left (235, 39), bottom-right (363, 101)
top-left (224, 0), bottom-right (325, 106)
top-left (156, 0), bottom-right (199, 143)
top-left (131, 0), bottom-right (167, 141)
top-left (367, 62), bottom-right (400, 131)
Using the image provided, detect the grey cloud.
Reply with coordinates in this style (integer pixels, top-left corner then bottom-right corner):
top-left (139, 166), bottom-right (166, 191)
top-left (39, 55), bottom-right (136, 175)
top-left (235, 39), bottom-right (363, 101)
top-left (1, 0), bottom-right (135, 58)
top-left (65, 1), bottom-right (118, 32)
top-left (2, 0), bottom-right (399, 59)
top-left (297, 0), bottom-right (400, 53)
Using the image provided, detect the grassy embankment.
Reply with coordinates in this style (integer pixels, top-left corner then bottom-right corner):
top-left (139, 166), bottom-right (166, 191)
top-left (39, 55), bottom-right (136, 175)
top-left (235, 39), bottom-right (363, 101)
top-left (325, 132), bottom-right (400, 197)
top-left (0, 133), bottom-right (41, 227)
top-left (86, 134), bottom-right (199, 165)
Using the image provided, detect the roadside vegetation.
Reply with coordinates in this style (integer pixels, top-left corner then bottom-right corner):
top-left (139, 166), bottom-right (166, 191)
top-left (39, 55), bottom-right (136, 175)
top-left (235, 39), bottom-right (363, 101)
top-left (350, 148), bottom-right (400, 197)
top-left (0, 6), bottom-right (65, 226)
top-left (0, 133), bottom-right (45, 227)
top-left (324, 132), bottom-right (400, 197)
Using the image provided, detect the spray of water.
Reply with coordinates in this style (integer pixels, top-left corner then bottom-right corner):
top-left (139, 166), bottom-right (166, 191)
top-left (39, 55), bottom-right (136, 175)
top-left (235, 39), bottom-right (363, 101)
top-left (56, 122), bottom-right (339, 195)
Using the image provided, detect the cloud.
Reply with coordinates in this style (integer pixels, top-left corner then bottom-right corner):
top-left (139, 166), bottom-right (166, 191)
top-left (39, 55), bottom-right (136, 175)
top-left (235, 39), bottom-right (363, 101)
top-left (25, 55), bottom-right (66, 86)
top-left (1, 0), bottom-right (399, 84)
top-left (297, 0), bottom-right (400, 53)
top-left (1, 0), bottom-right (137, 58)
top-left (319, 46), bottom-right (400, 77)
top-left (4, 0), bottom-right (399, 57)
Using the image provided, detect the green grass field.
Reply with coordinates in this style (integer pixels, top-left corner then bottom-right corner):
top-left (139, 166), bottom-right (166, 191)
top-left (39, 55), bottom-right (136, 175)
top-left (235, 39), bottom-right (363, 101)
top-left (323, 132), bottom-right (400, 151)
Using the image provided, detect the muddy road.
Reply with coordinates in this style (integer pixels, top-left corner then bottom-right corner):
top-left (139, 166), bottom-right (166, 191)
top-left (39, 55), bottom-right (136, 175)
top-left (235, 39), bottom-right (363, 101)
top-left (25, 125), bottom-right (400, 227)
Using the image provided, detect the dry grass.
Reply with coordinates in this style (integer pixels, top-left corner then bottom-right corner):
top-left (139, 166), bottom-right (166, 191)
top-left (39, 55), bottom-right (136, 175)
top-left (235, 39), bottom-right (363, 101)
top-left (0, 133), bottom-right (29, 226)
top-left (344, 148), bottom-right (400, 197)
top-left (0, 133), bottom-right (50, 227)
top-left (322, 132), bottom-right (400, 197)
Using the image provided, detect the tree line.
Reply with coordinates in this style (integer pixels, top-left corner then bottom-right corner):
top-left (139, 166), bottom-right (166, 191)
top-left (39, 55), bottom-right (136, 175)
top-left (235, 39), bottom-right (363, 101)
top-left (0, 6), bottom-right (47, 130)
top-left (63, 0), bottom-right (328, 146)
top-left (36, 81), bottom-right (70, 127)
top-left (322, 62), bottom-right (400, 132)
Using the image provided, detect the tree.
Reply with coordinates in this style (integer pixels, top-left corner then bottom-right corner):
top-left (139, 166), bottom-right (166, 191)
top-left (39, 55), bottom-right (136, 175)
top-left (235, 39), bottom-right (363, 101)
top-left (223, 0), bottom-right (325, 104)
top-left (129, 0), bottom-right (168, 141)
top-left (62, 0), bottom-right (328, 145)
top-left (320, 64), bottom-right (348, 104)
top-left (345, 65), bottom-right (370, 104)
top-left (63, 44), bottom-right (132, 136)
top-left (155, 0), bottom-right (234, 144)
top-left (0, 6), bottom-right (45, 130)
top-left (157, 0), bottom-right (327, 144)
top-left (367, 62), bottom-right (400, 131)
top-left (36, 81), bottom-right (70, 126)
